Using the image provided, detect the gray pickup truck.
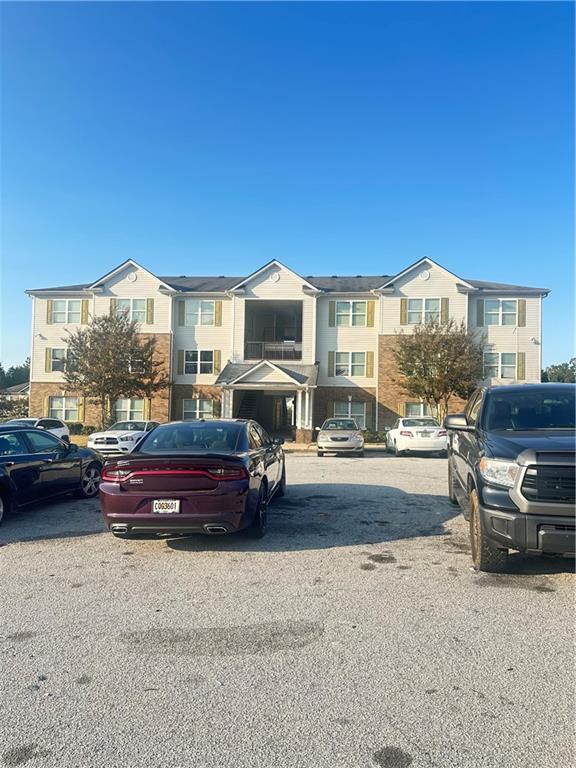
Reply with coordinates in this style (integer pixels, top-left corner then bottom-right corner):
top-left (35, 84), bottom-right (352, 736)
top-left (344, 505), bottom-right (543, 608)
top-left (445, 383), bottom-right (575, 572)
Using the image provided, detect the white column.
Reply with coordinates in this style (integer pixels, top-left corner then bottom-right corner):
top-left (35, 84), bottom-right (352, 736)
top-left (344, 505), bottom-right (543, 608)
top-left (296, 390), bottom-right (303, 428)
top-left (308, 389), bottom-right (315, 430)
top-left (304, 389), bottom-right (310, 429)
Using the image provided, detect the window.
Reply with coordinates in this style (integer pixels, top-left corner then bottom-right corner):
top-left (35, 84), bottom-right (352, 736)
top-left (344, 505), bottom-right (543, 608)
top-left (49, 396), bottom-right (78, 421)
top-left (137, 421), bottom-right (242, 453)
top-left (405, 402), bottom-right (435, 418)
top-left (253, 423), bottom-right (271, 446)
top-left (334, 401), bottom-right (366, 429)
top-left (26, 430), bottom-right (62, 453)
top-left (407, 298), bottom-right (441, 324)
top-left (182, 398), bottom-right (214, 420)
top-left (52, 300), bottom-right (81, 324)
top-left (0, 432), bottom-right (29, 456)
top-left (335, 352), bottom-right (366, 377)
top-left (484, 299), bottom-right (517, 326)
top-left (114, 398), bottom-right (145, 421)
top-left (249, 425), bottom-right (263, 449)
top-left (336, 301), bottom-right (367, 327)
top-left (51, 348), bottom-right (67, 373)
top-left (184, 350), bottom-right (214, 375)
top-left (483, 352), bottom-right (517, 379)
top-left (115, 298), bottom-right (147, 323)
top-left (184, 300), bottom-right (215, 327)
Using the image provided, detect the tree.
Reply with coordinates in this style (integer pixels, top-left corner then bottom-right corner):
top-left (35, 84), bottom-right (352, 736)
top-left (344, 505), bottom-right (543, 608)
top-left (394, 319), bottom-right (484, 421)
top-left (0, 359), bottom-right (30, 389)
top-left (63, 313), bottom-right (170, 428)
top-left (541, 358), bottom-right (576, 383)
top-left (0, 395), bottom-right (28, 420)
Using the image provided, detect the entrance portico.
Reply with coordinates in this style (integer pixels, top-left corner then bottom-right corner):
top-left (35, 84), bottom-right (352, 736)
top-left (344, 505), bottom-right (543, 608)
top-left (216, 361), bottom-right (318, 442)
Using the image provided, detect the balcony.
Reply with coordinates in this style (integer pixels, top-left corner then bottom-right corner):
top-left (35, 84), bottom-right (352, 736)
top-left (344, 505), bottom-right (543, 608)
top-left (244, 299), bottom-right (303, 361)
top-left (244, 341), bottom-right (302, 361)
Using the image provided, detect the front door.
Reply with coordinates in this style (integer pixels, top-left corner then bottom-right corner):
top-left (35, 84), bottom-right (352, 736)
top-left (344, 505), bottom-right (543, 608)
top-left (24, 431), bottom-right (82, 498)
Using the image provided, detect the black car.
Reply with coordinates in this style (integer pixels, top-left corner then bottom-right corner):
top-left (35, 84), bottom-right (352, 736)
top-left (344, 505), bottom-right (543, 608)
top-left (99, 419), bottom-right (285, 539)
top-left (445, 383), bottom-right (575, 572)
top-left (0, 426), bottom-right (103, 525)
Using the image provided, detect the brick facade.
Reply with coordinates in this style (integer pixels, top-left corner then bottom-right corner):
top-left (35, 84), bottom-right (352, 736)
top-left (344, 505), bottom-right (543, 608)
top-left (313, 386), bottom-right (378, 431)
top-left (171, 384), bottom-right (222, 421)
top-left (377, 335), bottom-right (467, 427)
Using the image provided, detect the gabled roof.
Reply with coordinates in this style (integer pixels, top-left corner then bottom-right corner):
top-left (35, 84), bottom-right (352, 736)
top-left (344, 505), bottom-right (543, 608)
top-left (0, 381), bottom-right (30, 395)
top-left (216, 361), bottom-right (319, 387)
top-left (377, 257), bottom-right (475, 291)
top-left (229, 260), bottom-right (321, 292)
top-left (88, 259), bottom-right (176, 292)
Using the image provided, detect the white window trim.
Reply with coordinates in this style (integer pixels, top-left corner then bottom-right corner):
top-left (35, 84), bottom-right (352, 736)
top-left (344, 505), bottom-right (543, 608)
top-left (406, 297), bottom-right (441, 325)
top-left (405, 402), bottom-right (436, 418)
top-left (182, 398), bottom-right (214, 420)
top-left (334, 401), bottom-right (366, 428)
top-left (483, 298), bottom-right (518, 327)
top-left (483, 351), bottom-right (517, 379)
top-left (115, 298), bottom-right (147, 323)
top-left (50, 348), bottom-right (67, 373)
top-left (184, 349), bottom-right (214, 375)
top-left (335, 351), bottom-right (366, 378)
top-left (184, 299), bottom-right (216, 327)
top-left (49, 396), bottom-right (78, 421)
top-left (52, 299), bottom-right (82, 324)
top-left (335, 300), bottom-right (367, 327)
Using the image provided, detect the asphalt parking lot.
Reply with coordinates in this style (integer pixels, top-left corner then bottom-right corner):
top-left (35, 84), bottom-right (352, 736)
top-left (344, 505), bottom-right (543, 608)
top-left (1, 453), bottom-right (574, 768)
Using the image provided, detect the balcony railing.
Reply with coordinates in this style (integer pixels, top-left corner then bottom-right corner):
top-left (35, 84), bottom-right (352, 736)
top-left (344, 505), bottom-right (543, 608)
top-left (244, 341), bottom-right (302, 361)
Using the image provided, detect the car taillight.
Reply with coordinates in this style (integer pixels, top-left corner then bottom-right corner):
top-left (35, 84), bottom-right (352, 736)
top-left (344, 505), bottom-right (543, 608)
top-left (437, 430), bottom-right (447, 437)
top-left (400, 430), bottom-right (414, 437)
top-left (206, 466), bottom-right (248, 480)
top-left (101, 467), bottom-right (131, 482)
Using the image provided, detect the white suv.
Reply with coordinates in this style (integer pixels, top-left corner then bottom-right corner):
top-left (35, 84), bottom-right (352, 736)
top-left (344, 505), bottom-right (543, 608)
top-left (87, 420), bottom-right (159, 456)
top-left (3, 417), bottom-right (70, 442)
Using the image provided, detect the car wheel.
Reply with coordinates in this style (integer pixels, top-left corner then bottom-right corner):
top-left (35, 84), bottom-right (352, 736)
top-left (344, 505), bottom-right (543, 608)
top-left (469, 488), bottom-right (508, 573)
top-left (243, 487), bottom-right (268, 539)
top-left (77, 463), bottom-right (102, 498)
top-left (317, 451), bottom-right (324, 457)
top-left (448, 459), bottom-right (459, 505)
top-left (357, 451), bottom-right (364, 458)
top-left (274, 462), bottom-right (286, 499)
top-left (394, 442), bottom-right (403, 457)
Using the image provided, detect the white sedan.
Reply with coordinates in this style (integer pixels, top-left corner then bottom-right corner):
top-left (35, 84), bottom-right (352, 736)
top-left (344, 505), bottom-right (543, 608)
top-left (87, 420), bottom-right (159, 456)
top-left (386, 417), bottom-right (447, 456)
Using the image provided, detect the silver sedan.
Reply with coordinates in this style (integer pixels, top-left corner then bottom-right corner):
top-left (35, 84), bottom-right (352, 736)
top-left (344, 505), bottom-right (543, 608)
top-left (315, 418), bottom-right (365, 457)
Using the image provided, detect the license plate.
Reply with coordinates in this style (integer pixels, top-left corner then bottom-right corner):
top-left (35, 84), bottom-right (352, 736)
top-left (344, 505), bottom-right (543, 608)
top-left (419, 432), bottom-right (432, 438)
top-left (152, 499), bottom-right (181, 514)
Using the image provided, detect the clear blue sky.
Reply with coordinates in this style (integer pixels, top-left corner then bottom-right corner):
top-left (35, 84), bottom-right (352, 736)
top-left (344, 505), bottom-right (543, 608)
top-left (1, 1), bottom-right (573, 367)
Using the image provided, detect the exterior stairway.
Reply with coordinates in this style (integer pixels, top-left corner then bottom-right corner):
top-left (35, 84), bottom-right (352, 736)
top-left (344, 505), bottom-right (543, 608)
top-left (236, 391), bottom-right (259, 420)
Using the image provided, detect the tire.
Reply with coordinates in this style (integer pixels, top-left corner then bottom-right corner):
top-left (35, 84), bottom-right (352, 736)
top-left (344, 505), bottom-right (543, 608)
top-left (317, 451), bottom-right (324, 457)
top-left (356, 451), bottom-right (364, 458)
top-left (469, 488), bottom-right (508, 572)
top-left (243, 487), bottom-right (268, 539)
top-left (274, 462), bottom-right (286, 499)
top-left (394, 442), bottom-right (403, 457)
top-left (447, 459), bottom-right (459, 505)
top-left (77, 462), bottom-right (102, 499)
top-left (0, 491), bottom-right (9, 526)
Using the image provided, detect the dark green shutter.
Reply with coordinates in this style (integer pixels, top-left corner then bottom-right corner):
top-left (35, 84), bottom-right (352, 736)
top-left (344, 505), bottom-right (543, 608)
top-left (328, 301), bottom-right (336, 327)
top-left (327, 351), bottom-right (335, 377)
top-left (476, 299), bottom-right (484, 327)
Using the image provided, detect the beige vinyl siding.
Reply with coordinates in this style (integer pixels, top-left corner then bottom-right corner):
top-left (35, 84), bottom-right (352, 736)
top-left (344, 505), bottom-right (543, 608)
top-left (472, 295), bottom-right (541, 383)
top-left (316, 296), bottom-right (379, 387)
top-left (92, 265), bottom-right (171, 334)
top-left (172, 297), bottom-right (233, 385)
top-left (30, 296), bottom-right (82, 382)
top-left (231, 264), bottom-right (316, 364)
top-left (379, 264), bottom-right (468, 335)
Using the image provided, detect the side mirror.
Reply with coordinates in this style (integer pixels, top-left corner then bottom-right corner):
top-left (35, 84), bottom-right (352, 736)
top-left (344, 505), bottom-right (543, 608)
top-left (68, 442), bottom-right (79, 453)
top-left (273, 437), bottom-right (284, 445)
top-left (314, 426), bottom-right (321, 431)
top-left (444, 413), bottom-right (475, 432)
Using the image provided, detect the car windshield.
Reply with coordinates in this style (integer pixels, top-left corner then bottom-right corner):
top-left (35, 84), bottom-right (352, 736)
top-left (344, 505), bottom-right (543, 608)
top-left (402, 419), bottom-right (440, 428)
top-left (321, 419), bottom-right (359, 431)
top-left (109, 421), bottom-right (147, 432)
top-left (484, 387), bottom-right (576, 431)
top-left (136, 422), bottom-right (243, 453)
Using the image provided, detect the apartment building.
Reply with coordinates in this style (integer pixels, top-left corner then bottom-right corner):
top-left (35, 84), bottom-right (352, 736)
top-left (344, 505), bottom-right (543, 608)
top-left (26, 257), bottom-right (548, 440)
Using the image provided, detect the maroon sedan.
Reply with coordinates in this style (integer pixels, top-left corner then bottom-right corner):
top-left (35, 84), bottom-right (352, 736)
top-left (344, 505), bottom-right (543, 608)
top-left (99, 419), bottom-right (285, 540)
